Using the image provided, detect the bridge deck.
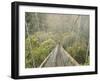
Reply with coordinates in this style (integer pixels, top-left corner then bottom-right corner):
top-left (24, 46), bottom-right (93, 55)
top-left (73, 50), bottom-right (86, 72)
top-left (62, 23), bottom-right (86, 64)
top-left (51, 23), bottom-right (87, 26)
top-left (39, 44), bottom-right (79, 67)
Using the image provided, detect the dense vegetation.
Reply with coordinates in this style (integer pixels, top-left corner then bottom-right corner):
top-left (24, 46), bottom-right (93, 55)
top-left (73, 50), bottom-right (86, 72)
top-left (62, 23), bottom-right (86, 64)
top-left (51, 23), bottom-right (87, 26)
top-left (25, 12), bottom-right (89, 68)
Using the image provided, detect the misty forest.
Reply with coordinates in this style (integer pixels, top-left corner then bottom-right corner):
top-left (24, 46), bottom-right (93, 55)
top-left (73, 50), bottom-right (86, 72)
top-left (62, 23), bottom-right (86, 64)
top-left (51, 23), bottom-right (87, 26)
top-left (25, 12), bottom-right (89, 68)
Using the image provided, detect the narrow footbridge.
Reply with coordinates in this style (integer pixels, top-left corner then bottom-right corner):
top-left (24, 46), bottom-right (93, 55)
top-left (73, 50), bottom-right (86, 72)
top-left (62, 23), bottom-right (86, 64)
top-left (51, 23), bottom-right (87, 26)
top-left (39, 44), bottom-right (79, 67)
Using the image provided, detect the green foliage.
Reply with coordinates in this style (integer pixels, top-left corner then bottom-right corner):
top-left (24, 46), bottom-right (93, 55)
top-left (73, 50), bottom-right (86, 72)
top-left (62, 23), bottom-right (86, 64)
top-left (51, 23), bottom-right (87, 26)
top-left (32, 38), bottom-right (56, 67)
top-left (25, 36), bottom-right (39, 68)
top-left (62, 32), bottom-right (76, 49)
top-left (41, 39), bottom-right (56, 49)
top-left (25, 34), bottom-right (56, 68)
top-left (67, 42), bottom-right (88, 65)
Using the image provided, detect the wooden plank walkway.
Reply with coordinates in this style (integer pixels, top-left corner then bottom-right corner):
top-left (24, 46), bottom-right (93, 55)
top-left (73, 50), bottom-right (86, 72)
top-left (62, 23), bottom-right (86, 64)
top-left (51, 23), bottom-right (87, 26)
top-left (39, 44), bottom-right (79, 67)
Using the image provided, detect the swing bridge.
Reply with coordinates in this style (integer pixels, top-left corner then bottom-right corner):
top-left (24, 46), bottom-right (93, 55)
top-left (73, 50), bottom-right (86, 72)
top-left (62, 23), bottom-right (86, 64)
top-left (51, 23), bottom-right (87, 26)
top-left (26, 15), bottom-right (89, 68)
top-left (39, 44), bottom-right (79, 67)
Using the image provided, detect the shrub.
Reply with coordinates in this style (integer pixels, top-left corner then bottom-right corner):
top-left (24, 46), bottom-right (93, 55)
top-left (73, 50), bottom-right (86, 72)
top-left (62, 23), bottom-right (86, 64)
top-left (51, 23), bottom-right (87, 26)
top-left (67, 42), bottom-right (88, 65)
